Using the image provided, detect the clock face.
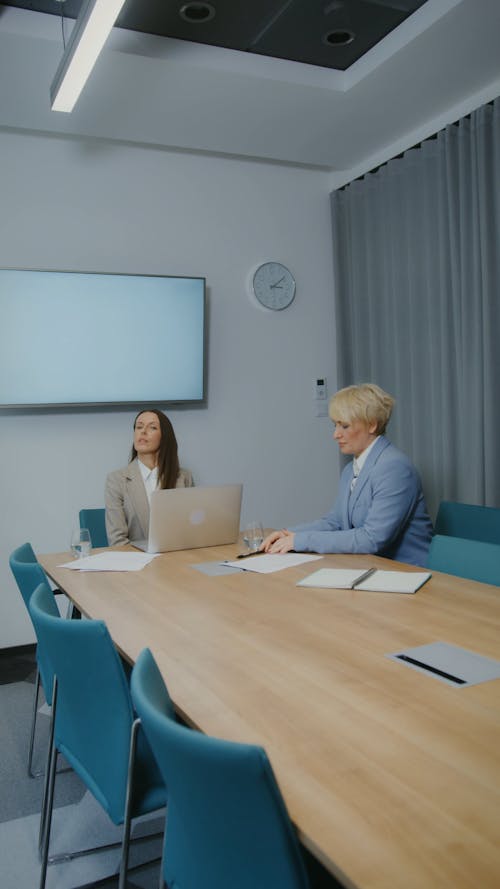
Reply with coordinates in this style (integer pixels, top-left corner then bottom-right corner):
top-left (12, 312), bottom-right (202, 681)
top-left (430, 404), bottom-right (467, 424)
top-left (252, 262), bottom-right (296, 311)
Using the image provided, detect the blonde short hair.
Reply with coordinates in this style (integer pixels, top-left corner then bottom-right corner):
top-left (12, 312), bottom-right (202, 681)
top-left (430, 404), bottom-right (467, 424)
top-left (328, 383), bottom-right (395, 435)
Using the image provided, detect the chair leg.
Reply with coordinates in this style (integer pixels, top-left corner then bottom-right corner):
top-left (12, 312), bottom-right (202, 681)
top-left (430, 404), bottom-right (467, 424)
top-left (38, 677), bottom-right (58, 854)
top-left (28, 668), bottom-right (42, 778)
top-left (30, 670), bottom-right (71, 785)
top-left (158, 831), bottom-right (167, 889)
top-left (38, 683), bottom-right (59, 889)
top-left (46, 827), bottom-right (163, 865)
top-left (118, 717), bottom-right (141, 889)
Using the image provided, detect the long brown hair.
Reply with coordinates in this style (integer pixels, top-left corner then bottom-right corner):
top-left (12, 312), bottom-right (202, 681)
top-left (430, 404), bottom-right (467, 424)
top-left (129, 409), bottom-right (180, 489)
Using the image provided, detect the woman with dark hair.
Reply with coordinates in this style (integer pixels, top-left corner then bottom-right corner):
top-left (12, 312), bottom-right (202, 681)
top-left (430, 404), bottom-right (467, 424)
top-left (105, 409), bottom-right (193, 546)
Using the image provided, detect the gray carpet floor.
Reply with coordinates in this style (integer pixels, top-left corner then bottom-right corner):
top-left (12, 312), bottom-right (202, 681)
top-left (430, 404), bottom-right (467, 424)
top-left (0, 647), bottom-right (163, 889)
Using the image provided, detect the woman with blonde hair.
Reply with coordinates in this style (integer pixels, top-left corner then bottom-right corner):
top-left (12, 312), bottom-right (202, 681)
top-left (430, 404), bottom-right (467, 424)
top-left (263, 383), bottom-right (432, 566)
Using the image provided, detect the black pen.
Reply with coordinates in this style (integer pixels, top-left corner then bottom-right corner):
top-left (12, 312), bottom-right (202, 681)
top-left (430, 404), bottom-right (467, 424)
top-left (395, 654), bottom-right (466, 685)
top-left (235, 550), bottom-right (264, 560)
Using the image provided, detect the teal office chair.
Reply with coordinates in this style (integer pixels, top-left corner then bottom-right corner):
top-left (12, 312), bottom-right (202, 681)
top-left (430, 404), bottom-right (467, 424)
top-left (79, 508), bottom-right (109, 548)
top-left (9, 543), bottom-right (62, 777)
top-left (131, 647), bottom-right (310, 889)
top-left (28, 583), bottom-right (166, 889)
top-left (434, 501), bottom-right (500, 544)
top-left (428, 535), bottom-right (500, 586)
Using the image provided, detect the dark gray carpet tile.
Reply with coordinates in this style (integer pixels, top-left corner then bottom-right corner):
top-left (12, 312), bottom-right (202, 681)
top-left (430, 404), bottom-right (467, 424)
top-left (0, 646), bottom-right (37, 685)
top-left (0, 680), bottom-right (85, 823)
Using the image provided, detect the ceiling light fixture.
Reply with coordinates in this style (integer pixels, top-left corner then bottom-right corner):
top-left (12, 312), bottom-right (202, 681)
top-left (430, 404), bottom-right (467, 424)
top-left (50, 0), bottom-right (126, 113)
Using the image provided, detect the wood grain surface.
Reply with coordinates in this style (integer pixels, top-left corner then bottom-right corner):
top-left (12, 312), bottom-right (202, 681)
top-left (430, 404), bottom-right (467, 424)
top-left (40, 545), bottom-right (500, 889)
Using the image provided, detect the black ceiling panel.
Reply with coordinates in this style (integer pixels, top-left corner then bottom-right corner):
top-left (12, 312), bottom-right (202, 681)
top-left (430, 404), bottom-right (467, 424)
top-left (2, 0), bottom-right (429, 71)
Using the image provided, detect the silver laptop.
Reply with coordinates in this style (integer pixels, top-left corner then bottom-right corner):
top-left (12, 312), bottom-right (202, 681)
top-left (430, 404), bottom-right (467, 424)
top-left (133, 484), bottom-right (243, 554)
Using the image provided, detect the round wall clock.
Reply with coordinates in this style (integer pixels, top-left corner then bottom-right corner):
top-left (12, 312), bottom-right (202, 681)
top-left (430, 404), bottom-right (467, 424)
top-left (252, 262), bottom-right (296, 311)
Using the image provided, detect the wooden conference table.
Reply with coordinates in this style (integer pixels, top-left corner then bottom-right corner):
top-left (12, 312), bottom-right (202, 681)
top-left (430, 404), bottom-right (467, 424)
top-left (40, 544), bottom-right (500, 889)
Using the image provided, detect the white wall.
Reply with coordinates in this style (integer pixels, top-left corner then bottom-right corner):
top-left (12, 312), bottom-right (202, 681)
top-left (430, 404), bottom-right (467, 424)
top-left (0, 129), bottom-right (338, 647)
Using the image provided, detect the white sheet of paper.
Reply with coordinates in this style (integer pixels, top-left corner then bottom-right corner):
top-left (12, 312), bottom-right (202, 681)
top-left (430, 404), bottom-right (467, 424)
top-left (223, 553), bottom-right (322, 574)
top-left (58, 552), bottom-right (158, 572)
top-left (355, 570), bottom-right (431, 593)
top-left (297, 567), bottom-right (376, 589)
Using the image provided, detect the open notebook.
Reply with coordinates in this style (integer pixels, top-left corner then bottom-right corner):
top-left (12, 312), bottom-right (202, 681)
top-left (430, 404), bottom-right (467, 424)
top-left (297, 567), bottom-right (431, 594)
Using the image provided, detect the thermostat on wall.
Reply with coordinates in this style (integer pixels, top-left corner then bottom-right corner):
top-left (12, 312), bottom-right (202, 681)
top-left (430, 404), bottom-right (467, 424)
top-left (314, 378), bottom-right (327, 400)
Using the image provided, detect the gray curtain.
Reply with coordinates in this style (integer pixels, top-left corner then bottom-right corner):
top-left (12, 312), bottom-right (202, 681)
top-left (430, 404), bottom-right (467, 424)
top-left (331, 98), bottom-right (500, 519)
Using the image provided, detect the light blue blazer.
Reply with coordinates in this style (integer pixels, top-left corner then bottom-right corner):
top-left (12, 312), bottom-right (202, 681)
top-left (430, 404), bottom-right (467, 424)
top-left (292, 437), bottom-right (433, 567)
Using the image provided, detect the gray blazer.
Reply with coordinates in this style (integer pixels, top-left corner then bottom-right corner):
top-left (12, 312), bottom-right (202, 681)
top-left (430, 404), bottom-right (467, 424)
top-left (105, 457), bottom-right (194, 546)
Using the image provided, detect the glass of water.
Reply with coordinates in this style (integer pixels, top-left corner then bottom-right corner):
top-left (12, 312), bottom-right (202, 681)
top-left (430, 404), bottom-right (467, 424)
top-left (70, 527), bottom-right (92, 559)
top-left (242, 522), bottom-right (264, 553)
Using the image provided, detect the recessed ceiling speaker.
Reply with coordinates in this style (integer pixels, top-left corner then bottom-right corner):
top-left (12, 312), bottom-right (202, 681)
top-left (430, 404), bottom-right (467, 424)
top-left (179, 2), bottom-right (216, 23)
top-left (323, 29), bottom-right (355, 46)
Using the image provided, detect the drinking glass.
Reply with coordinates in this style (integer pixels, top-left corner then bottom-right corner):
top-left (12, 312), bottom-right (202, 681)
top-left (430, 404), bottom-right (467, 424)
top-left (70, 527), bottom-right (92, 559)
top-left (242, 521), bottom-right (264, 553)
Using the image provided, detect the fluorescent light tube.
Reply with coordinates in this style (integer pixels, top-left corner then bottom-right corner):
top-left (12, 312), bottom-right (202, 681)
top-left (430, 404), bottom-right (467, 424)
top-left (50, 0), bottom-right (126, 113)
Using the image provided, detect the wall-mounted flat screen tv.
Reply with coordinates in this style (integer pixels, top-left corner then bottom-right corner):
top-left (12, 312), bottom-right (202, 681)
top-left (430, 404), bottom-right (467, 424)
top-left (0, 269), bottom-right (206, 410)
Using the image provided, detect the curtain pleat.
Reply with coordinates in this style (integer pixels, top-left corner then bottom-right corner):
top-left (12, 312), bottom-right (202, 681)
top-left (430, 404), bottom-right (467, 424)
top-left (331, 99), bottom-right (500, 518)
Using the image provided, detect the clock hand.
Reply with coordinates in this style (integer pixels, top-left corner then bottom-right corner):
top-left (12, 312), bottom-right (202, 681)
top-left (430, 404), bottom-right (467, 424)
top-left (270, 276), bottom-right (285, 289)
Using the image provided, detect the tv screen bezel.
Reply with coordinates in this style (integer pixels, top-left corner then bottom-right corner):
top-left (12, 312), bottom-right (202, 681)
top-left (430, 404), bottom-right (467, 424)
top-left (0, 268), bottom-right (207, 412)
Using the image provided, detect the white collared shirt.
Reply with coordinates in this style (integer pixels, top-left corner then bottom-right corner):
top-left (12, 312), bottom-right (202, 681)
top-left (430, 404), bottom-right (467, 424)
top-left (355, 436), bottom-right (379, 474)
top-left (351, 436), bottom-right (379, 491)
top-left (138, 460), bottom-right (159, 504)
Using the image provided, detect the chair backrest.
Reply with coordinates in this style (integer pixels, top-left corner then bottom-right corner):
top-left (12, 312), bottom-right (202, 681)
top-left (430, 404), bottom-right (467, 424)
top-left (29, 583), bottom-right (161, 824)
top-left (428, 535), bottom-right (500, 586)
top-left (9, 542), bottom-right (47, 609)
top-left (9, 543), bottom-right (55, 701)
top-left (131, 648), bottom-right (310, 889)
top-left (79, 508), bottom-right (109, 548)
top-left (434, 501), bottom-right (500, 545)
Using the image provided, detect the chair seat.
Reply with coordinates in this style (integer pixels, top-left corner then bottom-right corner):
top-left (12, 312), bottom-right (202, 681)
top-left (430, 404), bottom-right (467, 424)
top-left (428, 534), bottom-right (500, 585)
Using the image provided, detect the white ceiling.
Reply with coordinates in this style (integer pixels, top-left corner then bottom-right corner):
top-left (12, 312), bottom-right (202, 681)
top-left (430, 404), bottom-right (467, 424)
top-left (0, 0), bottom-right (499, 185)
